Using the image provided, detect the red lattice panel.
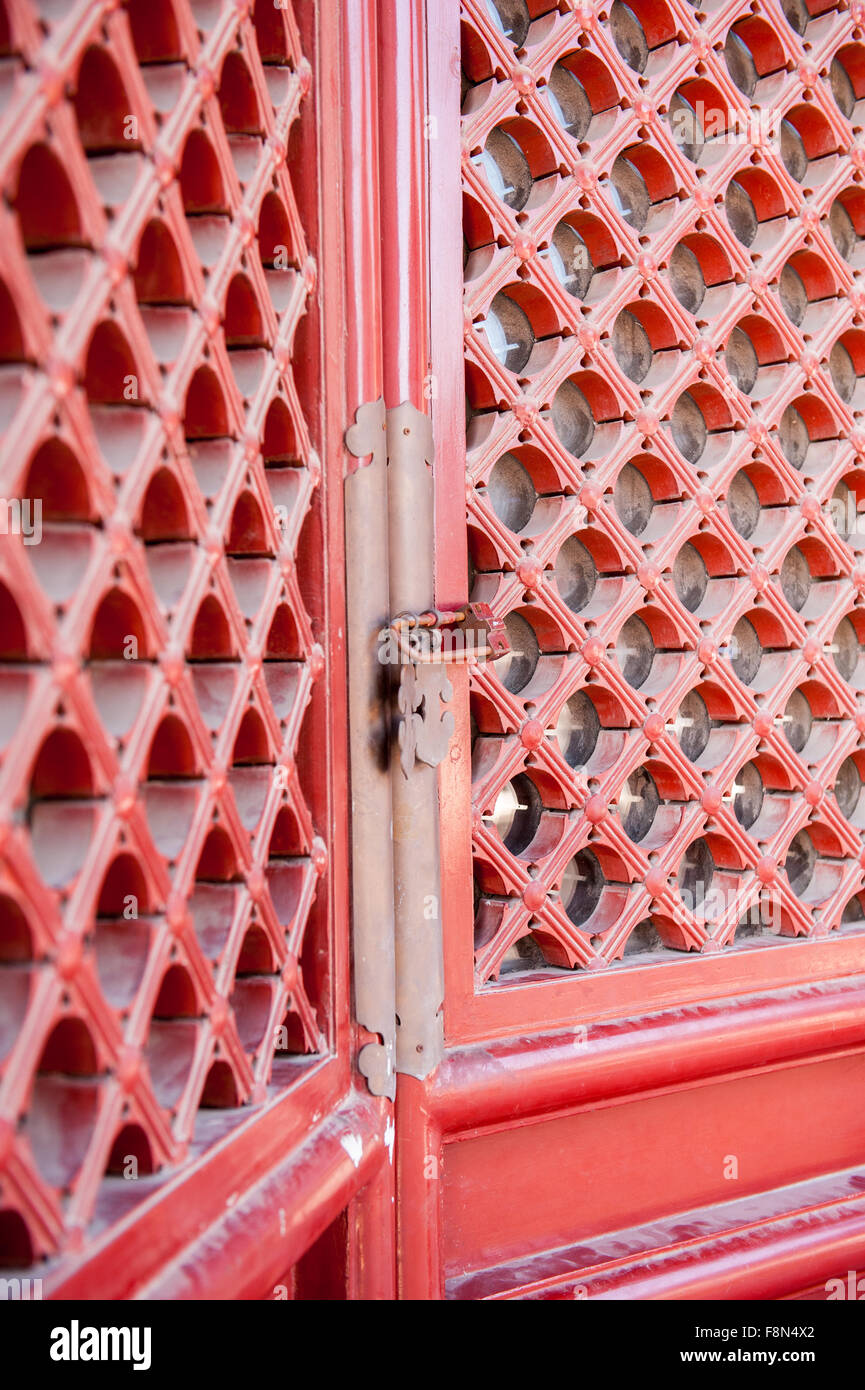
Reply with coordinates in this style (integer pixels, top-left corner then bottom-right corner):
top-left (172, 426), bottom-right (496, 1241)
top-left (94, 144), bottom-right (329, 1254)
top-left (0, 0), bottom-right (328, 1268)
top-left (463, 0), bottom-right (865, 984)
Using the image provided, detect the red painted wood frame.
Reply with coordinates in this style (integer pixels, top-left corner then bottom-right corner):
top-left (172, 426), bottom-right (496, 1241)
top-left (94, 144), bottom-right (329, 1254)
top-left (405, 0), bottom-right (865, 1299)
top-left (5, 0), bottom-right (865, 1304)
top-left (0, 0), bottom-right (394, 1300)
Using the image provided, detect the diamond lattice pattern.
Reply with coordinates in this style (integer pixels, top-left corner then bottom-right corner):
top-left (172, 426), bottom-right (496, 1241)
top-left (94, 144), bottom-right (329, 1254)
top-left (464, 0), bottom-right (865, 983)
top-left (0, 0), bottom-right (327, 1268)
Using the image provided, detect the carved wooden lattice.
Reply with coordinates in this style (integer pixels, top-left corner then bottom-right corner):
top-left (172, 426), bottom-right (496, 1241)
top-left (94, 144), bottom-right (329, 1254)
top-left (0, 0), bottom-right (328, 1269)
top-left (462, 0), bottom-right (865, 983)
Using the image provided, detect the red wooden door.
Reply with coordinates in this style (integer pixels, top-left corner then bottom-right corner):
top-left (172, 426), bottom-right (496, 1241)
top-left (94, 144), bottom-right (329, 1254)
top-left (392, 0), bottom-right (865, 1300)
top-left (0, 0), bottom-right (394, 1301)
top-left (4, 0), bottom-right (865, 1307)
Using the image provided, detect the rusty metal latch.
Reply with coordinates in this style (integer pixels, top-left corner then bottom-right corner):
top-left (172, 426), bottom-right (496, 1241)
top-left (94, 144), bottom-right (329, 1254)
top-left (396, 665), bottom-right (454, 778)
top-left (383, 603), bottom-right (510, 665)
top-left (345, 399), bottom-right (512, 1089)
top-left (384, 606), bottom-right (510, 776)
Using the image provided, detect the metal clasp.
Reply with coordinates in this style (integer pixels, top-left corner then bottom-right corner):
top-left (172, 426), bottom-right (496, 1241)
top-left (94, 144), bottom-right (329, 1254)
top-left (384, 601), bottom-right (510, 665)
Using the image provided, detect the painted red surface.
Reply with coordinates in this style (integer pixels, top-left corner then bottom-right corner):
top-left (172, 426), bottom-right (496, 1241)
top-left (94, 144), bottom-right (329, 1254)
top-left (420, 0), bottom-right (865, 1301)
top-left (0, 0), bottom-right (391, 1300)
top-left (3, 0), bottom-right (865, 1301)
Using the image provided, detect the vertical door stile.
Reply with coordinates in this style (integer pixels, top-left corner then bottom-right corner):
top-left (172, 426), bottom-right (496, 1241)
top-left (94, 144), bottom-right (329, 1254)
top-left (379, 0), bottom-right (446, 1084)
top-left (342, 0), bottom-right (396, 1101)
top-left (375, 0), bottom-right (448, 1299)
top-left (340, 0), bottom-right (398, 1300)
top-left (427, 0), bottom-right (480, 1035)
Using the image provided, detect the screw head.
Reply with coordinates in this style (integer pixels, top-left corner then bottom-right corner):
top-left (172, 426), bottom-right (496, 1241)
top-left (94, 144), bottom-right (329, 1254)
top-left (645, 868), bottom-right (666, 898)
top-left (637, 561), bottom-right (660, 590)
top-left (114, 778), bottom-right (136, 818)
top-left (282, 954), bottom-right (299, 990)
top-left (309, 643), bottom-right (325, 681)
top-left (644, 713), bottom-right (665, 742)
top-left (159, 394), bottom-right (181, 433)
top-left (521, 718), bottom-right (544, 749)
top-left (511, 64), bottom-right (535, 96)
top-left (116, 1047), bottom-right (140, 1092)
top-left (161, 647), bottom-right (185, 687)
top-left (804, 780), bottom-right (822, 807)
top-left (53, 653), bottom-right (79, 689)
top-left (750, 563), bottom-right (768, 591)
top-left (636, 409), bottom-right (659, 436)
top-left (40, 64), bottom-right (64, 105)
top-left (517, 558), bottom-right (543, 590)
top-left (56, 932), bottom-right (83, 980)
top-left (210, 996), bottom-right (229, 1036)
top-left (512, 398), bottom-right (539, 429)
top-left (167, 893), bottom-right (188, 936)
top-left (513, 233), bottom-right (535, 262)
top-left (104, 244), bottom-right (128, 286)
top-left (702, 785), bottom-right (723, 814)
top-left (48, 356), bottom-right (75, 399)
top-left (695, 489), bottom-right (714, 516)
top-left (578, 323), bottom-right (600, 352)
top-left (756, 856), bottom-right (777, 885)
top-left (197, 65), bottom-right (215, 99)
top-left (522, 881), bottom-right (547, 912)
top-left (237, 209), bottom-right (256, 248)
top-left (154, 151), bottom-right (176, 188)
top-left (107, 515), bottom-right (130, 555)
top-left (312, 836), bottom-right (328, 877)
top-left (803, 637), bottom-right (821, 665)
top-left (694, 337), bottom-right (714, 365)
